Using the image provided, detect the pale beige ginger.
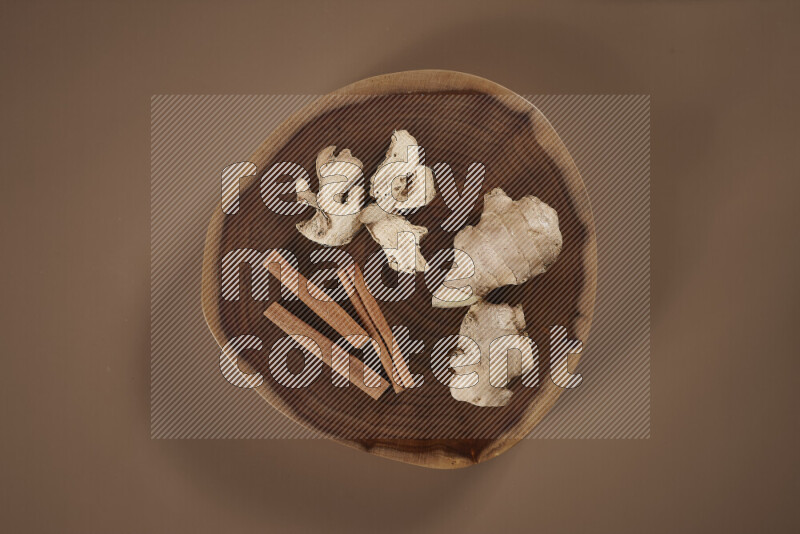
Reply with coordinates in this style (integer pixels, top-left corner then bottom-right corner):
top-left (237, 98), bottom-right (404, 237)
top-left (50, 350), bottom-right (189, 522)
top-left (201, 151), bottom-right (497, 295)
top-left (296, 146), bottom-right (366, 247)
top-left (359, 130), bottom-right (436, 273)
top-left (432, 188), bottom-right (562, 308)
top-left (360, 204), bottom-right (428, 273)
top-left (449, 301), bottom-right (536, 407)
top-left (369, 130), bottom-right (436, 213)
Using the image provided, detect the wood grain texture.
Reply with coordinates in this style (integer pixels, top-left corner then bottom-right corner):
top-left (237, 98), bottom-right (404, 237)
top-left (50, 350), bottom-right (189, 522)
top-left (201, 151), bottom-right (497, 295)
top-left (201, 70), bottom-right (597, 468)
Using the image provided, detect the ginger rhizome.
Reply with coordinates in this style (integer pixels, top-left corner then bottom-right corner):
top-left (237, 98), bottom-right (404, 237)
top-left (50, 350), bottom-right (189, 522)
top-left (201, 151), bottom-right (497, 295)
top-left (448, 301), bottom-right (536, 407)
top-left (432, 188), bottom-right (562, 308)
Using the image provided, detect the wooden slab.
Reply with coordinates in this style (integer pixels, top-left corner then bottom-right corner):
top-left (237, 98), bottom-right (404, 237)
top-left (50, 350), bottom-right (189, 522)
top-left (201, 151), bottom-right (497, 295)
top-left (201, 70), bottom-right (597, 468)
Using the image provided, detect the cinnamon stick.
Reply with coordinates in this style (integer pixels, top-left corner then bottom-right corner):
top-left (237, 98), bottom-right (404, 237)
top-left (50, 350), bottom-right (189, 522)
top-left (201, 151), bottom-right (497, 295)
top-left (340, 263), bottom-right (416, 388)
top-left (264, 252), bottom-right (367, 340)
top-left (336, 268), bottom-right (403, 393)
top-left (263, 302), bottom-right (388, 400)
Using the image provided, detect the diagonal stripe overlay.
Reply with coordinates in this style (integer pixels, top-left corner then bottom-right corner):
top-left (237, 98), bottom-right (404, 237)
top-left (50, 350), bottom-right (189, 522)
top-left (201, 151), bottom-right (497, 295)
top-left (150, 95), bottom-right (650, 439)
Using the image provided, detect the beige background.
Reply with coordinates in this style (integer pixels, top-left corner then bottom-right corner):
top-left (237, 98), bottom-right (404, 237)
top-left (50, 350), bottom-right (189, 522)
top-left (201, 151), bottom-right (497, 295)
top-left (1, 1), bottom-right (798, 533)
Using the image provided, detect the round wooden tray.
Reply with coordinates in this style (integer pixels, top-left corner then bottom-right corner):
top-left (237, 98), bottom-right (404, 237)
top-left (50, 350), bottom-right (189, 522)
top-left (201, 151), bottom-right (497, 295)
top-left (202, 70), bottom-right (597, 468)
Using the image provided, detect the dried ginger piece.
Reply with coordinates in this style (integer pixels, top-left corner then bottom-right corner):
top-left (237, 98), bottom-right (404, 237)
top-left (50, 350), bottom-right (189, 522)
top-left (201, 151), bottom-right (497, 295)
top-left (369, 129), bottom-right (436, 213)
top-left (360, 204), bottom-right (428, 273)
top-left (295, 131), bottom-right (435, 275)
top-left (361, 130), bottom-right (436, 273)
top-left (296, 146), bottom-right (365, 246)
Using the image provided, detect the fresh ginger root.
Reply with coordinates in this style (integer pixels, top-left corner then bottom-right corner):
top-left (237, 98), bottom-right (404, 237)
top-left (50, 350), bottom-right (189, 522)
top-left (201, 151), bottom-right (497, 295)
top-left (432, 188), bottom-right (562, 307)
top-left (449, 301), bottom-right (536, 407)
